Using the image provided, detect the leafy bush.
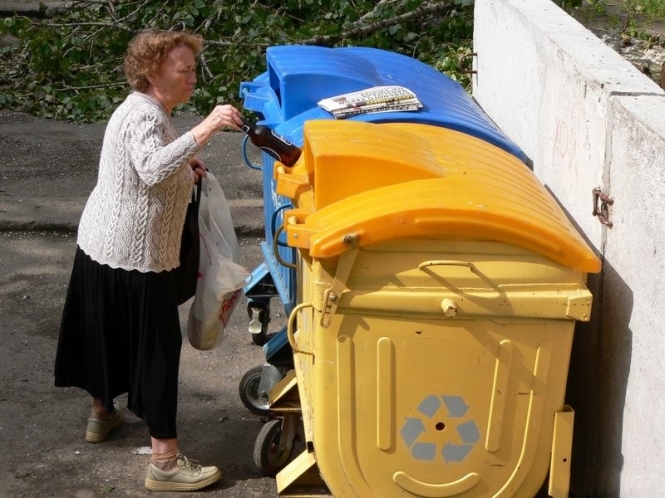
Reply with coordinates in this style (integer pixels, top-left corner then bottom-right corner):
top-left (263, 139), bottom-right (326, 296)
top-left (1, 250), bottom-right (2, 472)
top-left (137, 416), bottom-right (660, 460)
top-left (0, 0), bottom-right (474, 122)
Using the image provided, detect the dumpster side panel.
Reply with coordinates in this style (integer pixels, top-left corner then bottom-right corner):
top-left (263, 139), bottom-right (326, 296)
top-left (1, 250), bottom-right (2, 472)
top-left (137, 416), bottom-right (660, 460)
top-left (311, 315), bottom-right (574, 498)
top-left (294, 240), bottom-right (582, 497)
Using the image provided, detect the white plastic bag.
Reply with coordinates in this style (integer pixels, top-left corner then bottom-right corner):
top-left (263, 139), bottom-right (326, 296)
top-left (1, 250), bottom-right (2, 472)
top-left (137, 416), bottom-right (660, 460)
top-left (187, 173), bottom-right (249, 350)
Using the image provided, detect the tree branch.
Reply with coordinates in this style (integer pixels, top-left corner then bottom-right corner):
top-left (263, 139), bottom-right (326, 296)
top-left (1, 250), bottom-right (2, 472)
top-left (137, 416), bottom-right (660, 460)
top-left (203, 39), bottom-right (238, 47)
top-left (199, 53), bottom-right (214, 82)
top-left (44, 21), bottom-right (134, 31)
top-left (107, 0), bottom-right (117, 19)
top-left (115, 0), bottom-right (153, 25)
top-left (301, 1), bottom-right (455, 45)
top-left (357, 0), bottom-right (399, 22)
top-left (56, 81), bottom-right (126, 91)
top-left (146, 1), bottom-right (169, 27)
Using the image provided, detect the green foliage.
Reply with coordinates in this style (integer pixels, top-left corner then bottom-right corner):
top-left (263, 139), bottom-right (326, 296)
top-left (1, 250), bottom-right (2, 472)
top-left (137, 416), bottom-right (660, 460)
top-left (563, 0), bottom-right (665, 38)
top-left (625, 0), bottom-right (665, 19)
top-left (621, 0), bottom-right (665, 42)
top-left (0, 0), bottom-right (474, 122)
top-left (555, 0), bottom-right (584, 10)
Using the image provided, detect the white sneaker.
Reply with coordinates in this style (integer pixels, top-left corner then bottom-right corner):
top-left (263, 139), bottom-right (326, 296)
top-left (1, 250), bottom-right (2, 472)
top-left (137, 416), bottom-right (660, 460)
top-left (144, 454), bottom-right (221, 492)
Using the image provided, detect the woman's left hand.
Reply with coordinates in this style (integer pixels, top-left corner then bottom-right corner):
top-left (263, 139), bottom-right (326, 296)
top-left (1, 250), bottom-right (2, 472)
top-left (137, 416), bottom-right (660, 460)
top-left (190, 157), bottom-right (207, 182)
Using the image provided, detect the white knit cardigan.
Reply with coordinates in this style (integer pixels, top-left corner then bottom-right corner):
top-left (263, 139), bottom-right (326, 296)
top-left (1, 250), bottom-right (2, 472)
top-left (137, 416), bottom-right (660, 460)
top-left (77, 92), bottom-right (202, 273)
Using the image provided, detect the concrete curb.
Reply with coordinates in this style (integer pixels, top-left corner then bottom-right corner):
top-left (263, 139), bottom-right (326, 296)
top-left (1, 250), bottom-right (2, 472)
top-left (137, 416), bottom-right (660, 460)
top-left (0, 111), bottom-right (267, 238)
top-left (0, 198), bottom-right (266, 237)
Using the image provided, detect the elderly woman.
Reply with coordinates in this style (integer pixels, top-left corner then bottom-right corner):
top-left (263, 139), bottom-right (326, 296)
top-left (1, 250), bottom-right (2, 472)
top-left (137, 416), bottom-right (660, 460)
top-left (54, 29), bottom-right (243, 491)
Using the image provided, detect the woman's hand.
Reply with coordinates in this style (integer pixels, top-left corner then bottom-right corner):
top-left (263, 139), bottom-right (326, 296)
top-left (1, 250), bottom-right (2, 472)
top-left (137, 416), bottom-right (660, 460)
top-left (209, 104), bottom-right (244, 131)
top-left (189, 156), bottom-right (207, 183)
top-left (191, 104), bottom-right (244, 146)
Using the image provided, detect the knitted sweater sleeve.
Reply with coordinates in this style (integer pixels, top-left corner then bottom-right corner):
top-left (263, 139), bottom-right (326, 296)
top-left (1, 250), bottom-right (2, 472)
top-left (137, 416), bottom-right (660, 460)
top-left (125, 110), bottom-right (199, 186)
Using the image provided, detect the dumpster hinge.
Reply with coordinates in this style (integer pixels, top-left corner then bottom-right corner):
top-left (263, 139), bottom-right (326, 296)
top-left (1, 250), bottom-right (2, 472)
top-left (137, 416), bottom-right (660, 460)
top-left (457, 52), bottom-right (477, 74)
top-left (320, 234), bottom-right (359, 328)
top-left (592, 188), bottom-right (614, 228)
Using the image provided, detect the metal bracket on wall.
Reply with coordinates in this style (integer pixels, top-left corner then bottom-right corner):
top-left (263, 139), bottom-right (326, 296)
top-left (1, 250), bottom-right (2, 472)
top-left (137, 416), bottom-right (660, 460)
top-left (592, 188), bottom-right (614, 228)
top-left (457, 52), bottom-right (477, 74)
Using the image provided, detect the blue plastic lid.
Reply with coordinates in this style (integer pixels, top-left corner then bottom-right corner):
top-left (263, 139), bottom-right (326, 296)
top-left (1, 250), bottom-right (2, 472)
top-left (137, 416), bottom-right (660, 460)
top-left (240, 45), bottom-right (526, 162)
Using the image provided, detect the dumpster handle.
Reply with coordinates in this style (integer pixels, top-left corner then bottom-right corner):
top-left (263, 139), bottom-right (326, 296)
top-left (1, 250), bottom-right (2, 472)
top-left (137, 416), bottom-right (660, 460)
top-left (274, 226), bottom-right (297, 269)
top-left (418, 260), bottom-right (477, 272)
top-left (287, 302), bottom-right (314, 356)
top-left (241, 135), bottom-right (262, 170)
top-left (272, 204), bottom-right (293, 248)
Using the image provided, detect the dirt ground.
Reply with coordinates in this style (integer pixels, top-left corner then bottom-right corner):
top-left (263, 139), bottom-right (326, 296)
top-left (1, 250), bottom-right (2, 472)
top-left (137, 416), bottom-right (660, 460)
top-left (573, 0), bottom-right (665, 85)
top-left (0, 231), bottom-right (287, 498)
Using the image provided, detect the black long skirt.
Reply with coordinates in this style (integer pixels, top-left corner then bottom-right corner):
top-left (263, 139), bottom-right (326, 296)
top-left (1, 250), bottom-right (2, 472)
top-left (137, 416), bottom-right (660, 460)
top-left (54, 246), bottom-right (182, 439)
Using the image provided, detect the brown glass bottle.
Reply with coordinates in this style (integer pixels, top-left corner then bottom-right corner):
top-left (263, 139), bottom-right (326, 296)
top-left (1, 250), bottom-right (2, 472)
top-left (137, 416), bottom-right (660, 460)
top-left (240, 118), bottom-right (302, 167)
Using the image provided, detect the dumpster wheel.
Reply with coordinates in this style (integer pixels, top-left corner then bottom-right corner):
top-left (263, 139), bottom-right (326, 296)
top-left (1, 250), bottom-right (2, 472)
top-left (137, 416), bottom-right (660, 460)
top-left (253, 419), bottom-right (296, 476)
top-left (239, 365), bottom-right (271, 416)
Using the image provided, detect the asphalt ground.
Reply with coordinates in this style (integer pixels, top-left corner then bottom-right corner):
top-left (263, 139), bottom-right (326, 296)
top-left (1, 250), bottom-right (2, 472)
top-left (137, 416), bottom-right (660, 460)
top-left (0, 110), bottom-right (290, 497)
top-left (0, 110), bottom-right (266, 235)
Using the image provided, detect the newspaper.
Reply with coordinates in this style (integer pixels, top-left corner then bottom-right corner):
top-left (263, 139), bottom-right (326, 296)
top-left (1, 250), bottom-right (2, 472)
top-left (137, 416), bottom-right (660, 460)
top-left (317, 85), bottom-right (422, 119)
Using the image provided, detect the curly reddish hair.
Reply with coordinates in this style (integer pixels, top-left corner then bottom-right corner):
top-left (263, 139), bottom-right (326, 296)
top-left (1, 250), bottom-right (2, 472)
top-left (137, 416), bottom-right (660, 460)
top-left (124, 29), bottom-right (203, 92)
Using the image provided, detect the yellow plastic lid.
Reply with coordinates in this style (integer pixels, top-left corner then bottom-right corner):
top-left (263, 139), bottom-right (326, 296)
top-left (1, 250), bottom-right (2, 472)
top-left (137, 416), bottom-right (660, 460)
top-left (280, 121), bottom-right (601, 273)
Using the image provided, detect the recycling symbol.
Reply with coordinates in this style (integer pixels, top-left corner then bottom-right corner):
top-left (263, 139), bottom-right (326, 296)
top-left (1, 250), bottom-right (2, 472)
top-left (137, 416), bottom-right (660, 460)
top-left (400, 394), bottom-right (480, 464)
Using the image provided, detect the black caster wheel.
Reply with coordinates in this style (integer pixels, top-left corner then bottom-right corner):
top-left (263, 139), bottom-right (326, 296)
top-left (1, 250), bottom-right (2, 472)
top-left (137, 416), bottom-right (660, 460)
top-left (239, 365), bottom-right (271, 416)
top-left (253, 419), bottom-right (295, 476)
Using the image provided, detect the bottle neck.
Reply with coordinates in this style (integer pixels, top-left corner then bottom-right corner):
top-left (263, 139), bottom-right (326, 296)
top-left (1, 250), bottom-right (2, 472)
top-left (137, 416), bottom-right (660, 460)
top-left (239, 118), bottom-right (254, 135)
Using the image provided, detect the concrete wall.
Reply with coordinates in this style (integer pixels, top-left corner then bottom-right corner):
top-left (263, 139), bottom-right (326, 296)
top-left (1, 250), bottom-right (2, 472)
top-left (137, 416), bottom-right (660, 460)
top-left (473, 1), bottom-right (665, 496)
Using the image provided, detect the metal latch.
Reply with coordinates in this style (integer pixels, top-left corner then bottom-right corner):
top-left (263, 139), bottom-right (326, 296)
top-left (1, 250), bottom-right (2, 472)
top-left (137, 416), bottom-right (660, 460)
top-left (592, 188), bottom-right (614, 228)
top-left (320, 234), bottom-right (359, 328)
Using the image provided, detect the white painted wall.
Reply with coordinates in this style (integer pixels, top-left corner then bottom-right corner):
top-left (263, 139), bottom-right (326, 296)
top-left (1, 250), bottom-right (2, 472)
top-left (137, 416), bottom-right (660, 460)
top-left (604, 96), bottom-right (665, 496)
top-left (473, 1), bottom-right (665, 496)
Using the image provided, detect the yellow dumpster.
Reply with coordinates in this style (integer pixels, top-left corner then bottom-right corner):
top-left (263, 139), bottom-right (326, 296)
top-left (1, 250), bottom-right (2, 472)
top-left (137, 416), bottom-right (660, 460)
top-left (270, 120), bottom-right (601, 498)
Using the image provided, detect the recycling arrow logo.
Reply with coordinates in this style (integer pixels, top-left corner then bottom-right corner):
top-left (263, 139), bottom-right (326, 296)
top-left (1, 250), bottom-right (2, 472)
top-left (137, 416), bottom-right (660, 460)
top-left (400, 394), bottom-right (480, 464)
